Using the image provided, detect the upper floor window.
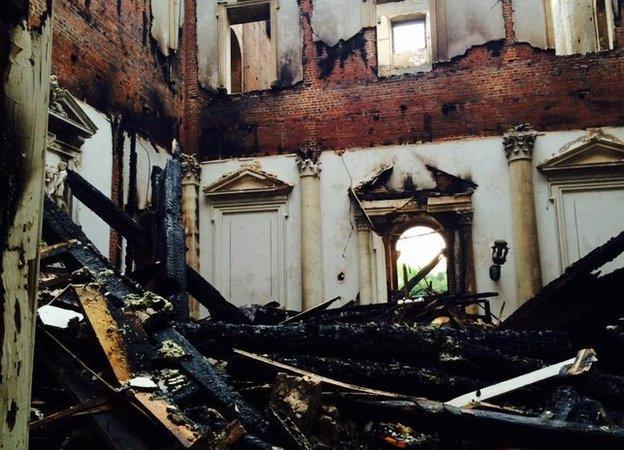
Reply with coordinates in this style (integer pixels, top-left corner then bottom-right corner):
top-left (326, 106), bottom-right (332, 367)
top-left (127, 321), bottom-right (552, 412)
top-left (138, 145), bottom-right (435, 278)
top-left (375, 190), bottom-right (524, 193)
top-left (376, 0), bottom-right (441, 77)
top-left (547, 0), bottom-right (615, 55)
top-left (218, 0), bottom-right (277, 93)
top-left (393, 18), bottom-right (427, 53)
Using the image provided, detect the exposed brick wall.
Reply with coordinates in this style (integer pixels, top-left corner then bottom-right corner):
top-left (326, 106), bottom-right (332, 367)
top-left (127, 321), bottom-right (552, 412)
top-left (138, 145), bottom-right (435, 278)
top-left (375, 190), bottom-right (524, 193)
top-left (32, 0), bottom-right (181, 146)
top-left (181, 0), bottom-right (624, 160)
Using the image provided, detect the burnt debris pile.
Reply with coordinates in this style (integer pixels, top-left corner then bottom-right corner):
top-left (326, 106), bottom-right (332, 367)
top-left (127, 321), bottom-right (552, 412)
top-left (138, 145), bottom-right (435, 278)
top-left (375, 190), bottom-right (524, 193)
top-left (30, 163), bottom-right (624, 449)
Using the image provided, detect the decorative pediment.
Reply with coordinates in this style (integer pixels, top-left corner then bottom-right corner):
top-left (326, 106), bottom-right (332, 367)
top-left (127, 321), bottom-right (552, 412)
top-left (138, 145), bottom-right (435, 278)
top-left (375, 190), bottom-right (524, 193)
top-left (203, 164), bottom-right (293, 198)
top-left (48, 76), bottom-right (98, 158)
top-left (354, 164), bottom-right (477, 200)
top-left (538, 131), bottom-right (624, 175)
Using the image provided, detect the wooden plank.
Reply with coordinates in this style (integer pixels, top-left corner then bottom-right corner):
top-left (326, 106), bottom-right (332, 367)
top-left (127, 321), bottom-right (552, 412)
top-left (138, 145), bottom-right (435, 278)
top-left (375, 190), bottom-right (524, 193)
top-left (233, 349), bottom-right (407, 400)
top-left (280, 296), bottom-right (341, 324)
top-left (132, 392), bottom-right (207, 448)
top-left (445, 349), bottom-right (596, 408)
top-left (76, 285), bottom-right (133, 382)
top-left (75, 288), bottom-right (210, 448)
top-left (29, 398), bottom-right (113, 432)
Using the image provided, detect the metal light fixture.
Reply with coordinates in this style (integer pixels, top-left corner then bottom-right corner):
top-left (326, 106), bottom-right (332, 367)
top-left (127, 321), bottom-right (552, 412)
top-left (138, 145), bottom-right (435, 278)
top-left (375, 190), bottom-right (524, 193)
top-left (489, 240), bottom-right (509, 281)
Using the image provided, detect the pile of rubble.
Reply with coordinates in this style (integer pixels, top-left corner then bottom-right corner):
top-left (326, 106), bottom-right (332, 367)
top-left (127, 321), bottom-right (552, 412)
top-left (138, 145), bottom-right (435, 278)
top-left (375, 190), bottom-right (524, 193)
top-left (29, 161), bottom-right (624, 449)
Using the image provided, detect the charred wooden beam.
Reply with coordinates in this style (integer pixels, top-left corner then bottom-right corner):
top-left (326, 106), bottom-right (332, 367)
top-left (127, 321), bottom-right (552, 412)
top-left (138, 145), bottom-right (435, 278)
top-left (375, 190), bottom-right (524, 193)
top-left (150, 154), bottom-right (188, 320)
top-left (66, 170), bottom-right (151, 251)
top-left (57, 174), bottom-right (250, 324)
top-left (188, 322), bottom-right (571, 363)
top-left (153, 328), bottom-right (270, 439)
top-left (504, 231), bottom-right (624, 330)
top-left (352, 399), bottom-right (624, 449)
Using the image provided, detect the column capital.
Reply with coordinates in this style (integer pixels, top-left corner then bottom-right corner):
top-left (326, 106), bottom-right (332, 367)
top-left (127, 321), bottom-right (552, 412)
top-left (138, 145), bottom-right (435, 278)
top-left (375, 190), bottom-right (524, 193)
top-left (503, 123), bottom-right (538, 163)
top-left (181, 153), bottom-right (201, 183)
top-left (354, 210), bottom-right (372, 231)
top-left (296, 157), bottom-right (322, 177)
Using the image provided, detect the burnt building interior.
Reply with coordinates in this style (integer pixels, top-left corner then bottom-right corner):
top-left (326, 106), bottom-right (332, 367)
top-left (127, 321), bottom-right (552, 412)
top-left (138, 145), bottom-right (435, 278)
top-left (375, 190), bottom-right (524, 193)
top-left (2, 0), bottom-right (624, 449)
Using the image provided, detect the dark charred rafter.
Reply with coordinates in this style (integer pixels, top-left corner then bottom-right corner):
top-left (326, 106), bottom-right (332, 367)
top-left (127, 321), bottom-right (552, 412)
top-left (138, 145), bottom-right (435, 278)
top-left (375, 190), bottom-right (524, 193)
top-left (59, 172), bottom-right (250, 324)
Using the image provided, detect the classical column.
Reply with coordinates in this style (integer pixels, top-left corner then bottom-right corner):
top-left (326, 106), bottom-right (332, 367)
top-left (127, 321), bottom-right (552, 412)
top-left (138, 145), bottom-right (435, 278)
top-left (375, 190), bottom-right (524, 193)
top-left (457, 211), bottom-right (478, 314)
top-left (297, 157), bottom-right (324, 309)
top-left (503, 124), bottom-right (543, 304)
top-left (181, 153), bottom-right (202, 318)
top-left (355, 214), bottom-right (374, 304)
top-left (458, 211), bottom-right (477, 295)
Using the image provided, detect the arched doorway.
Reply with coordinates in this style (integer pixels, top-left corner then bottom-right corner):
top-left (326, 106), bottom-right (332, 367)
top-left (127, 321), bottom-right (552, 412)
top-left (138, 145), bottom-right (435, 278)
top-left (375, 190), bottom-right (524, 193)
top-left (230, 28), bottom-right (243, 93)
top-left (395, 225), bottom-right (448, 297)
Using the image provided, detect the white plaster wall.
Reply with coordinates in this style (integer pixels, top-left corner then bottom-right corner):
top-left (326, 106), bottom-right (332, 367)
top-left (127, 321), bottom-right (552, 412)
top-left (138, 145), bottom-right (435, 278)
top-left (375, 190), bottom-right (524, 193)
top-left (551, 0), bottom-right (598, 55)
top-left (444, 0), bottom-right (506, 58)
top-left (513, 0), bottom-right (550, 49)
top-left (196, 0), bottom-right (220, 89)
top-left (199, 155), bottom-right (303, 310)
top-left (74, 101), bottom-right (113, 256)
top-left (311, 0), bottom-right (363, 46)
top-left (199, 127), bottom-right (624, 318)
top-left (121, 136), bottom-right (170, 211)
top-left (151, 0), bottom-right (184, 56)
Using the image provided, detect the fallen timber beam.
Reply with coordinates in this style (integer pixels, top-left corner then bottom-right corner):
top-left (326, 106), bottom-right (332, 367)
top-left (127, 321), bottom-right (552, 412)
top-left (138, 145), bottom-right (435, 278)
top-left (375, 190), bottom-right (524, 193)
top-left (445, 348), bottom-right (597, 408)
top-left (36, 330), bottom-right (152, 450)
top-left (60, 173), bottom-right (250, 324)
top-left (280, 296), bottom-right (341, 324)
top-left (228, 353), bottom-right (485, 399)
top-left (150, 157), bottom-right (188, 320)
top-left (153, 327), bottom-right (271, 440)
top-left (503, 230), bottom-right (624, 330)
top-left (74, 286), bottom-right (212, 448)
top-left (234, 350), bottom-right (624, 449)
top-left (188, 322), bottom-right (571, 363)
top-left (29, 397), bottom-right (114, 432)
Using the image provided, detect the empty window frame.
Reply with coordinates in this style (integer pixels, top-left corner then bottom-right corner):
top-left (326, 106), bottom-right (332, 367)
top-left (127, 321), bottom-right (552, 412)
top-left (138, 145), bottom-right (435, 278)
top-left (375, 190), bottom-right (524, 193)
top-left (392, 18), bottom-right (427, 53)
top-left (218, 0), bottom-right (277, 93)
top-left (547, 0), bottom-right (615, 55)
top-left (376, 0), bottom-right (441, 76)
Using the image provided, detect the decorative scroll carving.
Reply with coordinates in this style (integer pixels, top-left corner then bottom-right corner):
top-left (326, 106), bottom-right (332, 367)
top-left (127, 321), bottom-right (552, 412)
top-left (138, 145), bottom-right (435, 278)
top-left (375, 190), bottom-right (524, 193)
top-left (181, 153), bottom-right (201, 181)
top-left (503, 123), bottom-right (538, 163)
top-left (296, 158), bottom-right (322, 177)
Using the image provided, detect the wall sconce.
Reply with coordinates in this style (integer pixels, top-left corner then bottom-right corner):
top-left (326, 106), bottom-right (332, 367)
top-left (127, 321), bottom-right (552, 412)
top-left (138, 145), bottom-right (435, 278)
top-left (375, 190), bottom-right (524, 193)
top-left (489, 240), bottom-right (509, 281)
